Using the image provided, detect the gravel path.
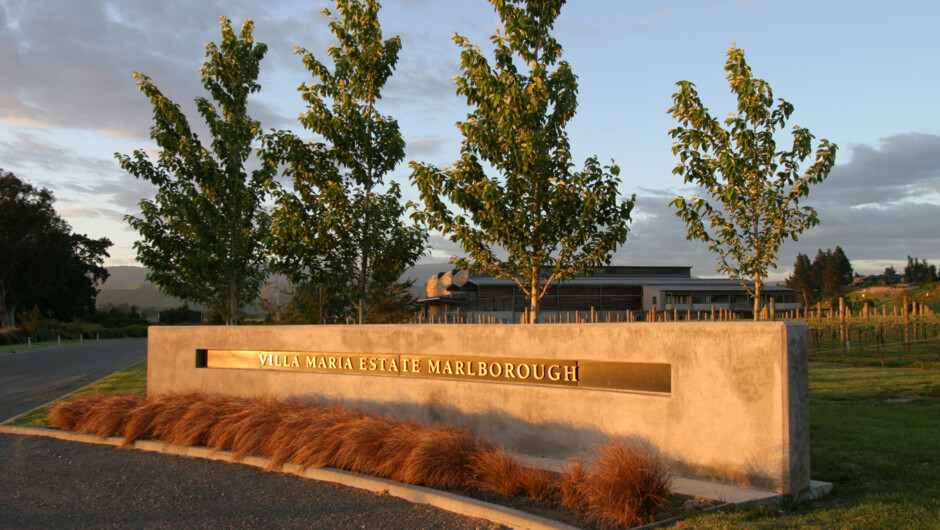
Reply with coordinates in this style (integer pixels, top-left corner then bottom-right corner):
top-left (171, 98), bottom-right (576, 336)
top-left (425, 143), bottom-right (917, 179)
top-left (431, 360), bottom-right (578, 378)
top-left (0, 433), bottom-right (503, 529)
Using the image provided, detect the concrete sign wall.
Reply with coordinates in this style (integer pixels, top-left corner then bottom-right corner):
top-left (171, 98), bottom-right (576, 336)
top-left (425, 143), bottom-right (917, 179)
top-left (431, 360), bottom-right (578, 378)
top-left (148, 322), bottom-right (809, 493)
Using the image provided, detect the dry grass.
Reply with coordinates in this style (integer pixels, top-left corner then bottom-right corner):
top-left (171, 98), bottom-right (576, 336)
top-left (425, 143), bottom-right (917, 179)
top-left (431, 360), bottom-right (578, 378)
top-left (399, 424), bottom-right (482, 489)
top-left (373, 419), bottom-right (424, 481)
top-left (472, 446), bottom-right (523, 497)
top-left (560, 459), bottom-right (589, 512)
top-left (49, 393), bottom-right (673, 528)
top-left (518, 466), bottom-right (557, 502)
top-left (48, 392), bottom-right (105, 432)
top-left (562, 439), bottom-right (673, 528)
top-left (331, 415), bottom-right (394, 473)
top-left (75, 393), bottom-right (146, 438)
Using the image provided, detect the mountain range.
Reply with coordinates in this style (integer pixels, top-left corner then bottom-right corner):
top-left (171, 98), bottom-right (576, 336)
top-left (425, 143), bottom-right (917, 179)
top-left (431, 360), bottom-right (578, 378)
top-left (96, 263), bottom-right (451, 313)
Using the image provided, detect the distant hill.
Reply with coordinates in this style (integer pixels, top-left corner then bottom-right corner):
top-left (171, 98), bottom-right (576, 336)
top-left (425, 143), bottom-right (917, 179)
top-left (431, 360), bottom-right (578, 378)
top-left (97, 262), bottom-right (454, 312)
top-left (102, 266), bottom-right (151, 290)
top-left (96, 282), bottom-right (186, 309)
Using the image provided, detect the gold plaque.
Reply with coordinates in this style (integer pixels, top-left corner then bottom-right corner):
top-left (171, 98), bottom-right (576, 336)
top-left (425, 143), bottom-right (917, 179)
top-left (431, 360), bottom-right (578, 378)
top-left (199, 349), bottom-right (670, 394)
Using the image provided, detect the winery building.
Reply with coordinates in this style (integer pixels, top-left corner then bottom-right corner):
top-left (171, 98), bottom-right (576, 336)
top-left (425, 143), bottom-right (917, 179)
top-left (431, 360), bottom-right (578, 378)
top-left (418, 266), bottom-right (801, 322)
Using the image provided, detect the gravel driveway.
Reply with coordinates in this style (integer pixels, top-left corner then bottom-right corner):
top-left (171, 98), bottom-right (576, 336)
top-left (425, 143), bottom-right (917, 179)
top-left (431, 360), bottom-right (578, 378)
top-left (0, 433), bottom-right (503, 529)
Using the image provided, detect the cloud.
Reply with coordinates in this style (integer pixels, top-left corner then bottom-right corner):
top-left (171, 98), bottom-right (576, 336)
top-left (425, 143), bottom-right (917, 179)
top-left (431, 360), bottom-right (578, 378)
top-left (0, 0), bottom-right (316, 138)
top-left (406, 136), bottom-right (445, 156)
top-left (811, 132), bottom-right (940, 206)
top-left (0, 130), bottom-right (115, 173)
top-left (621, 133), bottom-right (940, 279)
top-left (0, 129), bottom-right (156, 221)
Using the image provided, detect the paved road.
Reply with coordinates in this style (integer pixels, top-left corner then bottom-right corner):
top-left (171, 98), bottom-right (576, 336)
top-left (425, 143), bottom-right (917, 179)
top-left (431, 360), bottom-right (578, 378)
top-left (0, 433), bottom-right (501, 529)
top-left (0, 339), bottom-right (146, 422)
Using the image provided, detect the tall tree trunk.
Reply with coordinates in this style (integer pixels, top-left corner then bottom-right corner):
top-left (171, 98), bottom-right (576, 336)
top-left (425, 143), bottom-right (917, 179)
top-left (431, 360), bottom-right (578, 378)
top-left (359, 186), bottom-right (371, 326)
top-left (753, 281), bottom-right (762, 321)
top-left (0, 284), bottom-right (12, 328)
top-left (1, 306), bottom-right (14, 329)
top-left (528, 267), bottom-right (539, 324)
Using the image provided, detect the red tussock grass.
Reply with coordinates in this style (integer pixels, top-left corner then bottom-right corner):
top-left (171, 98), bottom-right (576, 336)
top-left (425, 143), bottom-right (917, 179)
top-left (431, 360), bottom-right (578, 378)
top-left (48, 393), bottom-right (108, 432)
top-left (265, 404), bottom-right (361, 470)
top-left (518, 466), bottom-right (557, 502)
top-left (330, 415), bottom-right (394, 474)
top-left (471, 446), bottom-right (524, 497)
top-left (74, 393), bottom-right (146, 438)
top-left (162, 394), bottom-right (243, 447)
top-left (563, 439), bottom-right (673, 528)
top-left (399, 424), bottom-right (483, 489)
top-left (50, 393), bottom-right (675, 528)
top-left (373, 419), bottom-right (425, 482)
top-left (560, 459), bottom-right (589, 512)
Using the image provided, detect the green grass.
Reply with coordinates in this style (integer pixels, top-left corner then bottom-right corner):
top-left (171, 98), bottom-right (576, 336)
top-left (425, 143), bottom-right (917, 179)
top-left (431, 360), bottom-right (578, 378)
top-left (684, 364), bottom-right (940, 529)
top-left (7, 360), bottom-right (939, 528)
top-left (4, 361), bottom-right (147, 427)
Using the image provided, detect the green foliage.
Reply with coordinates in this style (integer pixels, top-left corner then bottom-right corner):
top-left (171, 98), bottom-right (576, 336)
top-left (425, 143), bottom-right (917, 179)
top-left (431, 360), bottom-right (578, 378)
top-left (904, 256), bottom-right (938, 284)
top-left (268, 0), bottom-right (427, 324)
top-left (410, 0), bottom-right (634, 323)
top-left (668, 45), bottom-right (838, 319)
top-left (787, 247), bottom-right (853, 306)
top-left (157, 304), bottom-right (201, 325)
top-left (0, 171), bottom-right (112, 328)
top-left (365, 279), bottom-right (420, 323)
top-left (117, 17), bottom-right (275, 325)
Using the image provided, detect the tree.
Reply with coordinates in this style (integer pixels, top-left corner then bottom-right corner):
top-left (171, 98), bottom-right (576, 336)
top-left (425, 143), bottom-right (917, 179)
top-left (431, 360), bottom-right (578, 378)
top-left (0, 171), bottom-right (111, 328)
top-left (268, 0), bottom-right (427, 324)
top-left (786, 247), bottom-right (853, 307)
top-left (804, 247), bottom-right (853, 302)
top-left (785, 252), bottom-right (817, 307)
top-left (884, 265), bottom-right (897, 275)
top-left (365, 280), bottom-right (420, 323)
top-left (117, 17), bottom-right (275, 325)
top-left (829, 246), bottom-right (853, 287)
top-left (668, 45), bottom-right (838, 319)
top-left (904, 256), bottom-right (938, 284)
top-left (410, 0), bottom-right (634, 323)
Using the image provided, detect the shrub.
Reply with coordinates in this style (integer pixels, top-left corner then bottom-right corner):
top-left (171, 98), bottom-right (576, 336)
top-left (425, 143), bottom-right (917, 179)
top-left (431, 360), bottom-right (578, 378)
top-left (577, 439), bottom-right (673, 528)
top-left (472, 446), bottom-right (523, 497)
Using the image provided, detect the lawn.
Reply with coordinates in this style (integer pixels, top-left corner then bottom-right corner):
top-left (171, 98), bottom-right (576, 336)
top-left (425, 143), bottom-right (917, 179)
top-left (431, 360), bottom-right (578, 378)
top-left (6, 361), bottom-right (939, 528)
top-left (684, 364), bottom-right (940, 528)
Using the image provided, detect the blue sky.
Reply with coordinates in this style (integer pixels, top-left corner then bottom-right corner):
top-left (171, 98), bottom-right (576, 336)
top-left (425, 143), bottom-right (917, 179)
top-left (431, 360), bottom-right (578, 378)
top-left (1, 0), bottom-right (938, 279)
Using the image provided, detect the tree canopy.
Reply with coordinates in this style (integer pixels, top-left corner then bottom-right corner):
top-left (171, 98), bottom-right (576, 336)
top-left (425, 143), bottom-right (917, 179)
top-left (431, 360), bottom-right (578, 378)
top-left (117, 17), bottom-right (275, 325)
top-left (668, 45), bottom-right (838, 319)
top-left (0, 171), bottom-right (111, 328)
top-left (267, 0), bottom-right (427, 324)
top-left (410, 0), bottom-right (634, 323)
top-left (786, 247), bottom-right (853, 307)
top-left (904, 256), bottom-right (937, 284)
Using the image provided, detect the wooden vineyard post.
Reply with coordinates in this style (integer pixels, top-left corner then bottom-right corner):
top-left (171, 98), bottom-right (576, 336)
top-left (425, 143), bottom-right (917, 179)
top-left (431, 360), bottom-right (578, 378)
top-left (840, 297), bottom-right (847, 356)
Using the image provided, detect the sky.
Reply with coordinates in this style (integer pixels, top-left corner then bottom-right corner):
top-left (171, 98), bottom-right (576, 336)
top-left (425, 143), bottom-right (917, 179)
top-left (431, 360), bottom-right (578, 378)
top-left (1, 0), bottom-right (938, 281)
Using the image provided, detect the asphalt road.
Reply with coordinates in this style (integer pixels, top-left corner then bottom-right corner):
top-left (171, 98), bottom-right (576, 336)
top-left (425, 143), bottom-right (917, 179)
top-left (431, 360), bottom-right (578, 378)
top-left (0, 339), bottom-right (146, 422)
top-left (0, 433), bottom-right (501, 529)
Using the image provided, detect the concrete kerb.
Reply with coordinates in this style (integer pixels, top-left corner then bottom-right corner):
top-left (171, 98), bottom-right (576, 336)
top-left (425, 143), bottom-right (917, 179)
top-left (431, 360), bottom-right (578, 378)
top-left (0, 425), bottom-right (832, 528)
